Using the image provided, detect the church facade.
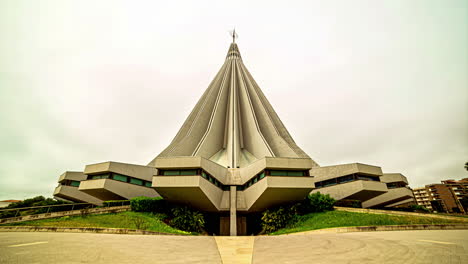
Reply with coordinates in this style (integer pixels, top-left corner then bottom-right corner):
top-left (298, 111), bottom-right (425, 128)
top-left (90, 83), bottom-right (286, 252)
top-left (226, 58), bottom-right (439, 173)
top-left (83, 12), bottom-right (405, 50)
top-left (54, 40), bottom-right (414, 235)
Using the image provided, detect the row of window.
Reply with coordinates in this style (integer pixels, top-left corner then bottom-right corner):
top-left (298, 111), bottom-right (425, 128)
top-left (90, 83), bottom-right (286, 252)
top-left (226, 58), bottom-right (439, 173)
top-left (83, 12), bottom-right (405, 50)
top-left (87, 173), bottom-right (152, 188)
top-left (314, 173), bottom-right (380, 188)
top-left (238, 171), bottom-right (266, 191)
top-left (61, 180), bottom-right (80, 187)
top-left (201, 171), bottom-right (229, 190)
top-left (240, 170), bottom-right (309, 190)
top-left (386, 182), bottom-right (407, 189)
top-left (159, 169), bottom-right (309, 191)
top-left (159, 169), bottom-right (228, 190)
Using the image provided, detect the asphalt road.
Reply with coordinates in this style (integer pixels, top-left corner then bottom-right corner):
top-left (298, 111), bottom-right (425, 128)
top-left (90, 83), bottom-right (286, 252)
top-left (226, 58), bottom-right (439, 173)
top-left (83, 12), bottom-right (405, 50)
top-left (0, 230), bottom-right (467, 264)
top-left (253, 230), bottom-right (468, 264)
top-left (0, 232), bottom-right (221, 264)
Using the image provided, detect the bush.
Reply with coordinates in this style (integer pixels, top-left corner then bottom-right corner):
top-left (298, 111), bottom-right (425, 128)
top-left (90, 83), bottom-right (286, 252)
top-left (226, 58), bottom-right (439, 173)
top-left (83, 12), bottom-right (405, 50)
top-left (260, 193), bottom-right (336, 234)
top-left (409, 204), bottom-right (430, 213)
top-left (261, 206), bottom-right (297, 233)
top-left (297, 192), bottom-right (335, 214)
top-left (130, 197), bottom-right (169, 213)
top-left (169, 206), bottom-right (205, 233)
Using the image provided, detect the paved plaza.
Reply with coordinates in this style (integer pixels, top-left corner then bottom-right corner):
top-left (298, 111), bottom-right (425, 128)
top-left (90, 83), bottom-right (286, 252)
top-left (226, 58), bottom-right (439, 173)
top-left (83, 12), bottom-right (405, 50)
top-left (0, 230), bottom-right (467, 264)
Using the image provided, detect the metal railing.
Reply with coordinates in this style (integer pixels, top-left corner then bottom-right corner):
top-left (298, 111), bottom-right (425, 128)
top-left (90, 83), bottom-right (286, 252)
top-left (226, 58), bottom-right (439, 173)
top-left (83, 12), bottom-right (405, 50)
top-left (0, 200), bottom-right (130, 219)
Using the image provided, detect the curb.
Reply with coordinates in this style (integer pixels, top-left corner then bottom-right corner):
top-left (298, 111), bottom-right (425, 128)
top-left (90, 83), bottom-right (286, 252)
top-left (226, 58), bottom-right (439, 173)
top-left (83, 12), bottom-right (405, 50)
top-left (278, 223), bottom-right (468, 236)
top-left (0, 226), bottom-right (184, 236)
top-left (334, 207), bottom-right (468, 222)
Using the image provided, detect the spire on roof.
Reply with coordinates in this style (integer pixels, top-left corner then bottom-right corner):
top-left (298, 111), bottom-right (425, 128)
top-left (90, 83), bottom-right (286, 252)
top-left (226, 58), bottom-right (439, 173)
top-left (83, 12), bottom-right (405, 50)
top-left (230, 28), bottom-right (238, 43)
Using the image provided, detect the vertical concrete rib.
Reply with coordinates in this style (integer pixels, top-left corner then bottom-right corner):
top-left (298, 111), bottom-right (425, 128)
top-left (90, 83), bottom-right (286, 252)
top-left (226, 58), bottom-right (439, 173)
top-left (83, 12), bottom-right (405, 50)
top-left (230, 186), bottom-right (237, 236)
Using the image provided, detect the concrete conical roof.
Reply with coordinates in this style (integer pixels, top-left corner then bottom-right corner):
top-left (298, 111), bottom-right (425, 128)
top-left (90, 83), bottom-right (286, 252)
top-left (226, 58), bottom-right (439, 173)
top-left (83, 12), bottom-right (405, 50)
top-left (151, 42), bottom-right (317, 168)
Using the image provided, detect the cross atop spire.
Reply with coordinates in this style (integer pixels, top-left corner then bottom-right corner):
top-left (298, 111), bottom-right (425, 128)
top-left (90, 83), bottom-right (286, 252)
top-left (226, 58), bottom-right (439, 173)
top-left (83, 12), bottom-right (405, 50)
top-left (230, 29), bottom-right (238, 43)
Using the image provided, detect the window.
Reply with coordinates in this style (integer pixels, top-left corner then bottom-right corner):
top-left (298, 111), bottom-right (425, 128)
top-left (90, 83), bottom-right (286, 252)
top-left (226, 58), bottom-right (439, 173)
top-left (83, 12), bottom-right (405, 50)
top-left (180, 170), bottom-right (197, 175)
top-left (162, 170), bottom-right (198, 176)
top-left (70, 181), bottom-right (80, 187)
top-left (145, 181), bottom-right (152, 187)
top-left (259, 172), bottom-right (265, 179)
top-left (322, 179), bottom-right (338, 187)
top-left (357, 175), bottom-right (379, 181)
top-left (338, 175), bottom-right (354, 184)
top-left (113, 174), bottom-right (128, 182)
top-left (130, 178), bottom-right (143, 186)
top-left (90, 174), bottom-right (110, 180)
top-left (270, 170), bottom-right (286, 176)
top-left (269, 170), bottom-right (306, 176)
top-left (163, 170), bottom-right (180, 176)
top-left (287, 171), bottom-right (304, 176)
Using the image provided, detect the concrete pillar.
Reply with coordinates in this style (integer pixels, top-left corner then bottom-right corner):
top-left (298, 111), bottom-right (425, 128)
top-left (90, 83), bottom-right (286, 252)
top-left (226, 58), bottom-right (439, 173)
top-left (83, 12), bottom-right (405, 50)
top-left (230, 186), bottom-right (237, 236)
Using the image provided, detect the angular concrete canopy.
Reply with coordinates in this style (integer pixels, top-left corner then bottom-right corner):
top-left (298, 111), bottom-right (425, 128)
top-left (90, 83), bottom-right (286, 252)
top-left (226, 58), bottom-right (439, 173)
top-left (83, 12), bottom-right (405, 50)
top-left (149, 43), bottom-right (317, 169)
top-left (54, 171), bottom-right (104, 205)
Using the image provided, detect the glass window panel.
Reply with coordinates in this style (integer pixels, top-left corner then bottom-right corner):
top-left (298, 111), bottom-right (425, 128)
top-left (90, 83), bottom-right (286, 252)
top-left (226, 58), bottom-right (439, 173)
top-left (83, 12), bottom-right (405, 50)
top-left (163, 170), bottom-right (180, 176)
top-left (357, 175), bottom-right (380, 181)
top-left (287, 171), bottom-right (304, 176)
top-left (201, 171), bottom-right (208, 179)
top-left (145, 181), bottom-right (152, 187)
top-left (70, 181), bottom-right (80, 187)
top-left (90, 174), bottom-right (109, 180)
top-left (323, 179), bottom-right (337, 187)
top-left (259, 172), bottom-right (265, 179)
top-left (338, 175), bottom-right (354, 183)
top-left (130, 178), bottom-right (143, 185)
top-left (113, 174), bottom-right (128, 182)
top-left (270, 170), bottom-right (286, 176)
top-left (180, 170), bottom-right (198, 175)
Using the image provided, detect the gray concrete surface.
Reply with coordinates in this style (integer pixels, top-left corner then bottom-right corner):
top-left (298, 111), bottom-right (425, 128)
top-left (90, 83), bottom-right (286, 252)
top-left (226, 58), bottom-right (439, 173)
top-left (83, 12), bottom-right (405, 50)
top-left (0, 232), bottom-right (221, 264)
top-left (254, 230), bottom-right (468, 264)
top-left (1, 230), bottom-right (467, 264)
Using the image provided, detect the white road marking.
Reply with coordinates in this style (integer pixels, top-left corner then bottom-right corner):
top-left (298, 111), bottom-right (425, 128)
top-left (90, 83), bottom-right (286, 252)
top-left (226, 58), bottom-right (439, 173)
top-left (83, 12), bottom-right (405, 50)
top-left (8, 241), bottom-right (49, 248)
top-left (418, 239), bottom-right (455, 245)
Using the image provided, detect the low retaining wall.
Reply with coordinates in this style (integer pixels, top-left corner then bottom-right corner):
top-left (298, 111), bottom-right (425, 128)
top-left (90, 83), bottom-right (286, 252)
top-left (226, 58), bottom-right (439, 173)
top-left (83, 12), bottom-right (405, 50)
top-left (0, 205), bottom-right (131, 224)
top-left (335, 207), bottom-right (468, 222)
top-left (285, 223), bottom-right (468, 235)
top-left (0, 226), bottom-right (180, 236)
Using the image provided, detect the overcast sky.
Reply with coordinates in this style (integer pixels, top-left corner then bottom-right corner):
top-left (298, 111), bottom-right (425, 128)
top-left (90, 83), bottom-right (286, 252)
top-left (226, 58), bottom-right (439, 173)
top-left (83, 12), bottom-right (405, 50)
top-left (0, 0), bottom-right (467, 200)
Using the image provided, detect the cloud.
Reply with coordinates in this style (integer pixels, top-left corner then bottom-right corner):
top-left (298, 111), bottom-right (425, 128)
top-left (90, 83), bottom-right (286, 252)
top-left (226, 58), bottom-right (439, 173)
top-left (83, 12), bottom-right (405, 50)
top-left (0, 0), bottom-right (466, 200)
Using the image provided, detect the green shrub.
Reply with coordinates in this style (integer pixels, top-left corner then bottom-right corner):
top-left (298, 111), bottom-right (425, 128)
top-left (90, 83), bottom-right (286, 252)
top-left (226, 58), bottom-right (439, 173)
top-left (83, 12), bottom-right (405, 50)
top-left (169, 206), bottom-right (205, 233)
top-left (130, 197), bottom-right (169, 213)
top-left (261, 206), bottom-right (297, 233)
top-left (297, 192), bottom-right (335, 214)
top-left (409, 204), bottom-right (430, 213)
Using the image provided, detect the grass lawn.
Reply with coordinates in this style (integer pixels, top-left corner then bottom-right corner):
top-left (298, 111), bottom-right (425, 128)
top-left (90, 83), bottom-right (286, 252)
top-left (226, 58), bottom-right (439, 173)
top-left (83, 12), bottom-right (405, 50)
top-left (3, 211), bottom-right (190, 235)
top-left (270, 210), bottom-right (467, 235)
